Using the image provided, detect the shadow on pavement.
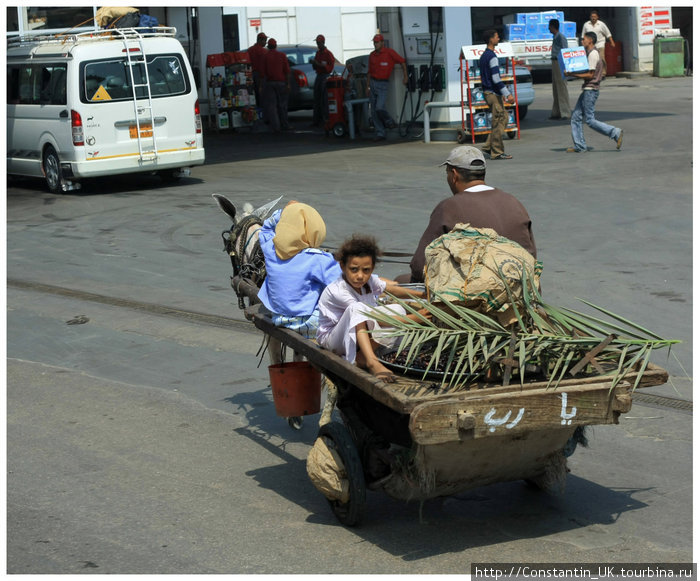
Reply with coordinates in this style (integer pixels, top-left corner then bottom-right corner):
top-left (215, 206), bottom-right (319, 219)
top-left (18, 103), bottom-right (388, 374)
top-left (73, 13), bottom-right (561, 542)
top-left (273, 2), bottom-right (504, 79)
top-left (226, 384), bottom-right (650, 558)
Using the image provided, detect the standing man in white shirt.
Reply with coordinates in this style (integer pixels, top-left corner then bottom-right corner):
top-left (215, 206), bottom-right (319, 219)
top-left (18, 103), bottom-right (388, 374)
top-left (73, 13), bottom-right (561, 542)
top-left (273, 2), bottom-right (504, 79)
top-left (581, 10), bottom-right (615, 69)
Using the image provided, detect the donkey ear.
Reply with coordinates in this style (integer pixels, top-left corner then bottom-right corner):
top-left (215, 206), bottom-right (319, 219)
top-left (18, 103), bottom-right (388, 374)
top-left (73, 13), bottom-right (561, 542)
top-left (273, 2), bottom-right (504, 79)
top-left (212, 194), bottom-right (237, 221)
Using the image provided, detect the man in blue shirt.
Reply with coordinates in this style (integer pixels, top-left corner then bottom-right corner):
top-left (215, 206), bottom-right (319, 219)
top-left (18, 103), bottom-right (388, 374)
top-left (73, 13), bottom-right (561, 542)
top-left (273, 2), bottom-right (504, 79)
top-left (549, 19), bottom-right (571, 120)
top-left (479, 30), bottom-right (515, 160)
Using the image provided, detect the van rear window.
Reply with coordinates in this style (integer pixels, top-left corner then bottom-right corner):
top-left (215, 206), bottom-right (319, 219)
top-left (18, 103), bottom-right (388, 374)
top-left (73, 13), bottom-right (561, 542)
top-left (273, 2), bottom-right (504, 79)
top-left (81, 54), bottom-right (189, 103)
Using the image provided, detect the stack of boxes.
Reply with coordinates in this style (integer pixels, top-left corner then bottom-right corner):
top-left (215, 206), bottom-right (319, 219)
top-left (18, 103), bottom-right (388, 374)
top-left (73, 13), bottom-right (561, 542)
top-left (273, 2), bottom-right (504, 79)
top-left (503, 11), bottom-right (576, 41)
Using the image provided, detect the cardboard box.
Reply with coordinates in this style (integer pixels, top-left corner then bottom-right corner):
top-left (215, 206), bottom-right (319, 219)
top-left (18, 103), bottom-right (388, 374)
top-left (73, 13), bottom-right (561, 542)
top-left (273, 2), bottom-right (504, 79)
top-left (525, 23), bottom-right (539, 39)
top-left (537, 23), bottom-right (551, 38)
top-left (563, 21), bottom-right (576, 38)
top-left (504, 24), bottom-right (525, 41)
top-left (526, 13), bottom-right (542, 25)
top-left (557, 46), bottom-right (590, 78)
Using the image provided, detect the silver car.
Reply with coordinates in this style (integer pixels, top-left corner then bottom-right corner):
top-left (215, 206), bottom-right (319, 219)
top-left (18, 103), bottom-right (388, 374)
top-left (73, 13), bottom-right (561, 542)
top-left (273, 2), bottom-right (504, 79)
top-left (276, 44), bottom-right (346, 111)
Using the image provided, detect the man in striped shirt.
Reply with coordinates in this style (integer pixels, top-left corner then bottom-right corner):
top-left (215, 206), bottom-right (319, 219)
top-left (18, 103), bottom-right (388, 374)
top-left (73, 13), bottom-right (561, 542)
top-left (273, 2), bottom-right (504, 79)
top-left (478, 30), bottom-right (515, 160)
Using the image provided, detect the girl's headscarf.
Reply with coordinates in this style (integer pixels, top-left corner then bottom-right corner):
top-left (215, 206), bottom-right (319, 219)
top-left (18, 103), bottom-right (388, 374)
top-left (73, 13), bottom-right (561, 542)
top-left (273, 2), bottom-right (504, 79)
top-left (273, 202), bottom-right (327, 260)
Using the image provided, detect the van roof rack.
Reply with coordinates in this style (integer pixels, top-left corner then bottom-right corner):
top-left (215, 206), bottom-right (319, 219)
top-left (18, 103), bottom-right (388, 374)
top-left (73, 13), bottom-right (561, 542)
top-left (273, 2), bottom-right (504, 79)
top-left (7, 26), bottom-right (177, 48)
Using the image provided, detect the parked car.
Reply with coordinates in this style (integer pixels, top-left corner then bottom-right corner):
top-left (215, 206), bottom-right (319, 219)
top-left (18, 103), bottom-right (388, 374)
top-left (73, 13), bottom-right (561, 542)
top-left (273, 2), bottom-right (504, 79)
top-left (511, 66), bottom-right (535, 120)
top-left (276, 44), bottom-right (346, 111)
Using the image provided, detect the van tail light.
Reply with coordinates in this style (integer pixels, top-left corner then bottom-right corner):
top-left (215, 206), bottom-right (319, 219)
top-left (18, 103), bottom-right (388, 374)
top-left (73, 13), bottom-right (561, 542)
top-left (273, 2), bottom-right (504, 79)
top-left (293, 69), bottom-right (308, 88)
top-left (194, 99), bottom-right (202, 134)
top-left (71, 109), bottom-right (84, 146)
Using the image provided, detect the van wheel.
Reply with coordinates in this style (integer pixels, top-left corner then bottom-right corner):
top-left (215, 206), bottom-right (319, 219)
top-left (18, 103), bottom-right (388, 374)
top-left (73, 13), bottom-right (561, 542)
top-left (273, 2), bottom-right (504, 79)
top-left (42, 146), bottom-right (62, 194)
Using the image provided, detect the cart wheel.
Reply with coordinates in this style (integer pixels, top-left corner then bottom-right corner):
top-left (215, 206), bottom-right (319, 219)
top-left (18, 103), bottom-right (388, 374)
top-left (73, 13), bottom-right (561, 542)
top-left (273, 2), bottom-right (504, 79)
top-left (456, 130), bottom-right (466, 144)
top-left (332, 123), bottom-right (346, 138)
top-left (318, 421), bottom-right (366, 526)
top-left (507, 130), bottom-right (517, 139)
top-left (288, 416), bottom-right (303, 430)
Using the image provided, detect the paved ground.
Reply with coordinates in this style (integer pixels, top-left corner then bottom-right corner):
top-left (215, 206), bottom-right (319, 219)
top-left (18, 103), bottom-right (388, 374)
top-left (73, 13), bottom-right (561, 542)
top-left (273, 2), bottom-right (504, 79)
top-left (6, 75), bottom-right (693, 573)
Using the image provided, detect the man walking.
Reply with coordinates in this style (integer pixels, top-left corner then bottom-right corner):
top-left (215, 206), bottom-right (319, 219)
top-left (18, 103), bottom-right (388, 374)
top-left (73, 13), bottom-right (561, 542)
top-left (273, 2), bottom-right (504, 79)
top-left (309, 34), bottom-right (336, 127)
top-left (479, 30), bottom-right (515, 160)
top-left (566, 32), bottom-right (623, 153)
top-left (548, 19), bottom-right (571, 120)
top-left (366, 34), bottom-right (408, 142)
top-left (408, 146), bottom-right (536, 283)
top-left (581, 10), bottom-right (615, 69)
top-left (262, 38), bottom-right (292, 132)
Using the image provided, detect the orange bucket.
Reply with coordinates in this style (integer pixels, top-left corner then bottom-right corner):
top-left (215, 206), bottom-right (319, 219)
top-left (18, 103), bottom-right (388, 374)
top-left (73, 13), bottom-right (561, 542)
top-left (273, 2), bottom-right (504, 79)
top-left (268, 361), bottom-right (321, 417)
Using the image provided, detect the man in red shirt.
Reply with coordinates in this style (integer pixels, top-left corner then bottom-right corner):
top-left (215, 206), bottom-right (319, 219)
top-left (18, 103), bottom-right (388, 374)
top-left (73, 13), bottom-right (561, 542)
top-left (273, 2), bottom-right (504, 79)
top-left (262, 38), bottom-right (292, 132)
top-left (366, 33), bottom-right (408, 141)
top-left (309, 34), bottom-right (336, 127)
top-left (248, 32), bottom-right (268, 107)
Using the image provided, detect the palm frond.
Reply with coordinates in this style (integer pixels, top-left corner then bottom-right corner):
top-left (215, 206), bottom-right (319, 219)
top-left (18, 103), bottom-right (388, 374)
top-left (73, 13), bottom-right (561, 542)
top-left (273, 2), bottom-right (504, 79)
top-left (369, 269), bottom-right (677, 390)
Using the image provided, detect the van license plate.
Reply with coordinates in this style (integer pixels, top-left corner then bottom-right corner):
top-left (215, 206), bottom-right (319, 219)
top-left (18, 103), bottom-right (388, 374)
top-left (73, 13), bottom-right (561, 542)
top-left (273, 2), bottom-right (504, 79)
top-left (129, 123), bottom-right (153, 138)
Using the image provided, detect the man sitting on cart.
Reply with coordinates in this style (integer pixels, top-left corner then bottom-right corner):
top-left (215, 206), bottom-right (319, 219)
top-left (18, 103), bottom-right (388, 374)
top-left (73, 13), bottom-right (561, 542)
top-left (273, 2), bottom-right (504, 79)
top-left (404, 145), bottom-right (537, 284)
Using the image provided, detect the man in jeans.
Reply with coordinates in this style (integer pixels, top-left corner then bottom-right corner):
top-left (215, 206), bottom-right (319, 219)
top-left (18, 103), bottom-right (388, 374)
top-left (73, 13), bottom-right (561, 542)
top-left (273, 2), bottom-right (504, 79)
top-left (479, 30), bottom-right (515, 160)
top-left (366, 34), bottom-right (408, 142)
top-left (566, 31), bottom-right (623, 153)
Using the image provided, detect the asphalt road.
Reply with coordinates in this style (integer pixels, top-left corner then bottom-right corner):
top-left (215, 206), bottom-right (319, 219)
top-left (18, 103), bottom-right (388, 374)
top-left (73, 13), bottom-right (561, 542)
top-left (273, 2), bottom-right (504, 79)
top-left (6, 75), bottom-right (693, 574)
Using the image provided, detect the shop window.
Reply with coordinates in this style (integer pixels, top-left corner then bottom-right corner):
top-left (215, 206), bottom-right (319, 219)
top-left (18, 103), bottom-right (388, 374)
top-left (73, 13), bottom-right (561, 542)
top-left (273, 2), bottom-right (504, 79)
top-left (25, 7), bottom-right (95, 31)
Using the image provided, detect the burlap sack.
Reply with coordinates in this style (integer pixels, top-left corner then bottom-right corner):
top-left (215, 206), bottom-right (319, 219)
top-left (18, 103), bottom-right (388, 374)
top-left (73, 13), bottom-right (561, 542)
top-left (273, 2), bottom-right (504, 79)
top-left (95, 6), bottom-right (139, 27)
top-left (306, 436), bottom-right (350, 503)
top-left (424, 223), bottom-right (542, 326)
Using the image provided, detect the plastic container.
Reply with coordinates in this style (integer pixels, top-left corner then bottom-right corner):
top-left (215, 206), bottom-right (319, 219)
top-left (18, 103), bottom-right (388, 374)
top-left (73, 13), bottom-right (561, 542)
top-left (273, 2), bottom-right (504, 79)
top-left (268, 361), bottom-right (321, 417)
top-left (217, 111), bottom-right (229, 130)
top-left (605, 41), bottom-right (623, 76)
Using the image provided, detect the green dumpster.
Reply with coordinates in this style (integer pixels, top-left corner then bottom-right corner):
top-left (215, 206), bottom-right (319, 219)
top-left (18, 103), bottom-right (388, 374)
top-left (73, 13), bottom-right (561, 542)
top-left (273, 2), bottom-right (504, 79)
top-left (653, 37), bottom-right (685, 77)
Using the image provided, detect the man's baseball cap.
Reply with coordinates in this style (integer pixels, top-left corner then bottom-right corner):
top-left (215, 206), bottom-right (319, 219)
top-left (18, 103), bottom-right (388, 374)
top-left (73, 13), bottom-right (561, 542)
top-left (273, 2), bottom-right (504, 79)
top-left (257, 32), bottom-right (267, 40)
top-left (440, 146), bottom-right (486, 170)
top-left (315, 34), bottom-right (325, 42)
top-left (267, 38), bottom-right (277, 48)
top-left (372, 34), bottom-right (384, 42)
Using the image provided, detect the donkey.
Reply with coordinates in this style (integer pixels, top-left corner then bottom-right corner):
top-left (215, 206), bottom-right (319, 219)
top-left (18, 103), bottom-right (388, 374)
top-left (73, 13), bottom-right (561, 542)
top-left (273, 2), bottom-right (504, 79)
top-left (213, 193), bottom-right (336, 428)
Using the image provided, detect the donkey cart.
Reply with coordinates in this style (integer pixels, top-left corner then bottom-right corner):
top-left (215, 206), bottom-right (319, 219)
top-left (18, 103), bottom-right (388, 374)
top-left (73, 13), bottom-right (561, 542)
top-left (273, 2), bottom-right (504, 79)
top-left (247, 304), bottom-right (669, 527)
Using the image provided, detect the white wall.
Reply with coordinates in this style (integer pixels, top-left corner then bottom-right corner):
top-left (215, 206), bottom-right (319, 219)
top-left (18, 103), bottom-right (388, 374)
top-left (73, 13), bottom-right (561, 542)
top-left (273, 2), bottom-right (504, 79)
top-left (443, 6), bottom-right (473, 123)
top-left (238, 6), bottom-right (374, 64)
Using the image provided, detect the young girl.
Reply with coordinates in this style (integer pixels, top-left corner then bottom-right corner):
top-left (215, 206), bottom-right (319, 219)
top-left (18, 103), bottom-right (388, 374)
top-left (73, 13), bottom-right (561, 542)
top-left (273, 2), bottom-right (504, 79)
top-left (316, 234), bottom-right (428, 383)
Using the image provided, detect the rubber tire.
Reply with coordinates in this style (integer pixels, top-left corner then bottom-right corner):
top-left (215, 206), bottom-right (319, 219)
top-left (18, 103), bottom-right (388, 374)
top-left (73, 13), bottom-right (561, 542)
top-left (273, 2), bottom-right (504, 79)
top-left (332, 123), bottom-right (346, 138)
top-left (456, 130), bottom-right (466, 144)
top-left (42, 145), bottom-right (62, 194)
top-left (318, 421), bottom-right (366, 526)
top-left (517, 105), bottom-right (528, 120)
top-left (507, 130), bottom-right (517, 139)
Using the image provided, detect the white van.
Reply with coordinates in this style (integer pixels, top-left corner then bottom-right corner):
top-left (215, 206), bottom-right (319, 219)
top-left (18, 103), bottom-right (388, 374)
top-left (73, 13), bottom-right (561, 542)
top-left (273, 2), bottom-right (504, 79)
top-left (7, 27), bottom-right (205, 193)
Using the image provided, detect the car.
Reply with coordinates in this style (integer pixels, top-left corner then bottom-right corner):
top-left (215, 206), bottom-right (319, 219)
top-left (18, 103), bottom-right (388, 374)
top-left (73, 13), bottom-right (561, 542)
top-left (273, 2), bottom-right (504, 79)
top-left (511, 65), bottom-right (535, 120)
top-left (276, 44), bottom-right (346, 111)
top-left (468, 64), bottom-right (534, 120)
